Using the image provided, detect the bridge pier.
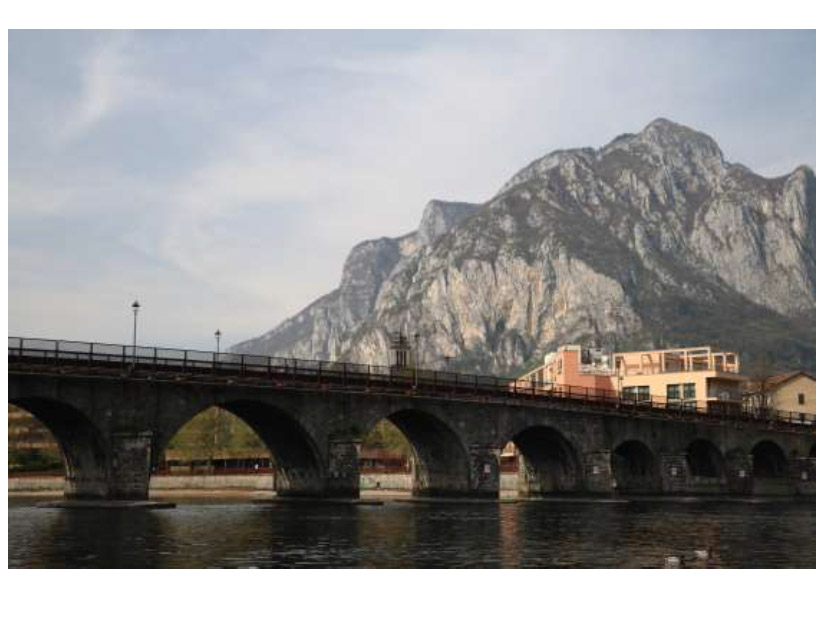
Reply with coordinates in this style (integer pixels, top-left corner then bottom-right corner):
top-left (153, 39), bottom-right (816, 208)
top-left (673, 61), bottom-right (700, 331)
top-left (62, 430), bottom-right (152, 500)
top-left (793, 457), bottom-right (816, 496)
top-left (660, 454), bottom-right (688, 494)
top-left (107, 432), bottom-right (153, 500)
top-left (64, 459), bottom-right (109, 500)
top-left (324, 438), bottom-right (361, 499)
top-left (584, 450), bottom-right (614, 494)
top-left (469, 445), bottom-right (500, 498)
top-left (726, 453), bottom-right (753, 495)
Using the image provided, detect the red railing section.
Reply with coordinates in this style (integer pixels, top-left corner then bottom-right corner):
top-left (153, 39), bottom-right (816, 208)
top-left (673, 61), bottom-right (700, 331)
top-left (7, 337), bottom-right (815, 433)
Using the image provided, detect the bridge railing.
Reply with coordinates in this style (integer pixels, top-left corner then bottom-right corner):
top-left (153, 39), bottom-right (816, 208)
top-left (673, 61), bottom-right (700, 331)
top-left (7, 336), bottom-right (815, 431)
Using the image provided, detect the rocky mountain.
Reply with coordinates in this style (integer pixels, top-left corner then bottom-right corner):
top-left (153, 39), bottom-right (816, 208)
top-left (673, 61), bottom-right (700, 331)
top-left (232, 119), bottom-right (816, 375)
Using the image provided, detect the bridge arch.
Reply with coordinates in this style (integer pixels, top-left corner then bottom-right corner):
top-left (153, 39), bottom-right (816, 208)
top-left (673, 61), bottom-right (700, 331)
top-left (8, 397), bottom-right (108, 499)
top-left (367, 409), bottom-right (470, 497)
top-left (506, 425), bottom-right (583, 496)
top-left (751, 440), bottom-right (788, 478)
top-left (158, 399), bottom-right (326, 497)
top-left (686, 439), bottom-right (725, 479)
top-left (611, 439), bottom-right (660, 493)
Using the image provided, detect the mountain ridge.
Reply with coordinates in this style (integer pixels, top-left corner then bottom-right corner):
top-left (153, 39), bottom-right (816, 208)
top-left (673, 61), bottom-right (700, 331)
top-left (232, 119), bottom-right (815, 375)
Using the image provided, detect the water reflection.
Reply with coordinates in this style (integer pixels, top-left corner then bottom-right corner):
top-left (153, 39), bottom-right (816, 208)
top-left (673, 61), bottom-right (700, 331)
top-left (8, 497), bottom-right (815, 569)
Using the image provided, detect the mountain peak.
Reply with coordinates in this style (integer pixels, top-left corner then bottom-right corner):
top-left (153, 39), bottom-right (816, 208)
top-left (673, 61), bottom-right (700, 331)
top-left (636, 117), bottom-right (723, 158)
top-left (417, 200), bottom-right (481, 247)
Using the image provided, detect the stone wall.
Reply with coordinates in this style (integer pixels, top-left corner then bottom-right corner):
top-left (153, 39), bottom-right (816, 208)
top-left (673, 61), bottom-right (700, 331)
top-left (8, 476), bottom-right (63, 491)
top-left (359, 473), bottom-right (413, 490)
top-left (9, 474), bottom-right (275, 492)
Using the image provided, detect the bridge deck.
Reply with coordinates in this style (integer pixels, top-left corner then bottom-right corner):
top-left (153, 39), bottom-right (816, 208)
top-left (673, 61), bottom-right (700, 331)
top-left (8, 337), bottom-right (815, 435)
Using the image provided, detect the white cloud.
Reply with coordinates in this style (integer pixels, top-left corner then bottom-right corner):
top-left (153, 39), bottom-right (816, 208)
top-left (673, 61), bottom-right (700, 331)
top-left (58, 31), bottom-right (161, 143)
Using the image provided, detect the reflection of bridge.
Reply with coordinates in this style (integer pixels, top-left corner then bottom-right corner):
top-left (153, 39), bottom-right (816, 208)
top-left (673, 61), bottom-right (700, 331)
top-left (8, 338), bottom-right (816, 500)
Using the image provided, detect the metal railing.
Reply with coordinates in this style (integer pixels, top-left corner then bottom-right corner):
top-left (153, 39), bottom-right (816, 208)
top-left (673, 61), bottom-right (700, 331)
top-left (7, 337), bottom-right (815, 433)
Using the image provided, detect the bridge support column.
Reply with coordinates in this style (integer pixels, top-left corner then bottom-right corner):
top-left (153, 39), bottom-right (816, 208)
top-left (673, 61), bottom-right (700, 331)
top-left (107, 431), bottom-right (153, 500)
top-left (726, 453), bottom-right (753, 495)
top-left (660, 454), bottom-right (689, 494)
top-left (584, 451), bottom-right (613, 494)
top-left (793, 457), bottom-right (815, 497)
top-left (325, 438), bottom-right (361, 499)
top-left (65, 460), bottom-right (109, 500)
top-left (469, 445), bottom-right (500, 498)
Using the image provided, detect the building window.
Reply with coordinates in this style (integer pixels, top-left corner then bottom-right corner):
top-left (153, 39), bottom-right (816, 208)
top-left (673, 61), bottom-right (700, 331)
top-left (798, 393), bottom-right (805, 405)
top-left (667, 384), bottom-right (680, 400)
top-left (683, 383), bottom-right (696, 399)
top-left (622, 387), bottom-right (636, 401)
top-left (637, 386), bottom-right (650, 401)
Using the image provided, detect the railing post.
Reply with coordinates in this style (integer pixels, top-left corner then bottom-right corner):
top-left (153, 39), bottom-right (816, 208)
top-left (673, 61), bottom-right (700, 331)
top-left (154, 347), bottom-right (158, 371)
top-left (89, 341), bottom-right (93, 367)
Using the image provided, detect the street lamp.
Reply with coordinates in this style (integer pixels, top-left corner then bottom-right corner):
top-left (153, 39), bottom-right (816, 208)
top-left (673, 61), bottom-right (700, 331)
top-left (215, 329), bottom-right (222, 353)
top-left (131, 300), bottom-right (140, 364)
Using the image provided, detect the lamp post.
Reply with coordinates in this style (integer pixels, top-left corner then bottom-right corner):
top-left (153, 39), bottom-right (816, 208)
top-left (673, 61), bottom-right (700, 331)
top-left (215, 329), bottom-right (222, 353)
top-left (131, 300), bottom-right (140, 364)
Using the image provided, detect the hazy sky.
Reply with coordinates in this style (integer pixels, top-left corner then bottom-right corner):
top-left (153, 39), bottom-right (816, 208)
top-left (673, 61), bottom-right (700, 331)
top-left (8, 30), bottom-right (815, 350)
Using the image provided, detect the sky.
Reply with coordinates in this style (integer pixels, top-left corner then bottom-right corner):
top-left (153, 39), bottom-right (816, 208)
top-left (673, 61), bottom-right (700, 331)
top-left (8, 30), bottom-right (816, 350)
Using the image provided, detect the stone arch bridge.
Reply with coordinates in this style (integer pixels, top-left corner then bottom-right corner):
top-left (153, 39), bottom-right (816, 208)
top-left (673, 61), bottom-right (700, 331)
top-left (8, 338), bottom-right (816, 500)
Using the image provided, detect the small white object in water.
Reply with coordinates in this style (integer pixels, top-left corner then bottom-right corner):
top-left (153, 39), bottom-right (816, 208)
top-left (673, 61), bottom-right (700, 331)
top-left (695, 549), bottom-right (710, 560)
top-left (665, 556), bottom-right (682, 568)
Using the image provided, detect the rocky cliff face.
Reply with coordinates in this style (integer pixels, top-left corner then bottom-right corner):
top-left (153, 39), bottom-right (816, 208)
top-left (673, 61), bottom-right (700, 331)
top-left (233, 119), bottom-right (815, 374)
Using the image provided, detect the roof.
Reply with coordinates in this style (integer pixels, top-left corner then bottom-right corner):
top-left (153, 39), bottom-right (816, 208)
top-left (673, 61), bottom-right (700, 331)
top-left (744, 371), bottom-right (815, 394)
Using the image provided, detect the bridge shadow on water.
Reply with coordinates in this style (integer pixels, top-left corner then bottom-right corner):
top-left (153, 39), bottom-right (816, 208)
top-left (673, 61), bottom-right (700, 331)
top-left (7, 496), bottom-right (815, 569)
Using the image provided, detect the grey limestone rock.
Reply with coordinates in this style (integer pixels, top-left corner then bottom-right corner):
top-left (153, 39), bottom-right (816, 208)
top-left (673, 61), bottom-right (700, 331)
top-left (233, 119), bottom-right (815, 374)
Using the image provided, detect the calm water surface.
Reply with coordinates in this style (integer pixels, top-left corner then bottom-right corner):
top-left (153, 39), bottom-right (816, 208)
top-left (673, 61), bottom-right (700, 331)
top-left (8, 496), bottom-right (815, 568)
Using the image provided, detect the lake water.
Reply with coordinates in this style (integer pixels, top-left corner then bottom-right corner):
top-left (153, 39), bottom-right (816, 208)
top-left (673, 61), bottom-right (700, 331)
top-left (7, 495), bottom-right (815, 568)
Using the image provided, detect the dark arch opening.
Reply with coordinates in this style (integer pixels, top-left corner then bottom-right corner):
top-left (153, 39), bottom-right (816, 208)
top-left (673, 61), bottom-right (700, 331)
top-left (8, 398), bottom-right (108, 499)
top-left (612, 440), bottom-right (659, 493)
top-left (809, 445), bottom-right (816, 459)
top-left (510, 426), bottom-right (582, 497)
top-left (751, 440), bottom-right (788, 478)
top-left (159, 407), bottom-right (274, 475)
top-left (376, 410), bottom-right (469, 497)
top-left (158, 400), bottom-right (325, 497)
top-left (686, 439), bottom-right (725, 479)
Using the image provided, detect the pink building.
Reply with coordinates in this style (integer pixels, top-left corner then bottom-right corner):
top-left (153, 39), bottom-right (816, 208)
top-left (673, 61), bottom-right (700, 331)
top-left (517, 345), bottom-right (616, 395)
